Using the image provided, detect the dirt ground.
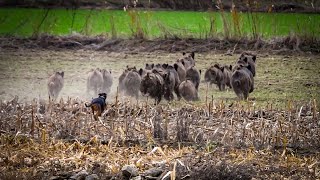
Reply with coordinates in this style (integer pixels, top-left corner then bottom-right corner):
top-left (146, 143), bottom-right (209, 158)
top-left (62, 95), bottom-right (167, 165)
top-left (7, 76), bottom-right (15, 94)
top-left (0, 47), bottom-right (319, 108)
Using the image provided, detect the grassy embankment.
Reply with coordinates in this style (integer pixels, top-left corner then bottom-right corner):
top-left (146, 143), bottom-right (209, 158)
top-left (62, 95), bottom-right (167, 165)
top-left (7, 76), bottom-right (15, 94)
top-left (0, 8), bottom-right (319, 39)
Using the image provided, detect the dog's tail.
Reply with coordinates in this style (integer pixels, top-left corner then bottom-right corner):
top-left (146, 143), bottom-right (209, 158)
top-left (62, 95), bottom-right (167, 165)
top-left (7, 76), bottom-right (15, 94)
top-left (85, 102), bottom-right (92, 107)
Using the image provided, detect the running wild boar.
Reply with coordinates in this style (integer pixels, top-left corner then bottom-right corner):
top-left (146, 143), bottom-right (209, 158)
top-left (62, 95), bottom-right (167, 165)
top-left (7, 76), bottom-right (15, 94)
top-left (231, 64), bottom-right (254, 100)
top-left (87, 69), bottom-right (103, 96)
top-left (179, 80), bottom-right (199, 101)
top-left (48, 71), bottom-right (64, 101)
top-left (140, 71), bottom-right (164, 105)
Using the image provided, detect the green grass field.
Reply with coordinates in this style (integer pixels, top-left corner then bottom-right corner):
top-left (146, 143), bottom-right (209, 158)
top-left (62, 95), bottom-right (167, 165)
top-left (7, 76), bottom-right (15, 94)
top-left (0, 8), bottom-right (320, 38)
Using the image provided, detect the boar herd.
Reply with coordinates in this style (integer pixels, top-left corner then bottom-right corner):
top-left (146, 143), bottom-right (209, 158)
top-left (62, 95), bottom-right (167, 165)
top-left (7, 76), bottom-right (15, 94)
top-left (119, 52), bottom-right (201, 104)
top-left (47, 51), bottom-right (257, 103)
top-left (204, 51), bottom-right (257, 100)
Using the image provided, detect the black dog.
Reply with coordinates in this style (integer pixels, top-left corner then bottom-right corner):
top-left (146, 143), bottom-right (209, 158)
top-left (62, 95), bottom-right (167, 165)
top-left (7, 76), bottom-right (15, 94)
top-left (85, 93), bottom-right (107, 120)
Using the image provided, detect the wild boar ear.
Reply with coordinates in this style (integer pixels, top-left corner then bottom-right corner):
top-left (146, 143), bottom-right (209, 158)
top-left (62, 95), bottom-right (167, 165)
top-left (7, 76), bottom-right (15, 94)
top-left (181, 60), bottom-right (185, 66)
top-left (109, 70), bottom-right (112, 74)
top-left (221, 66), bottom-right (225, 72)
top-left (145, 63), bottom-right (149, 67)
top-left (138, 68), bottom-right (143, 76)
top-left (182, 52), bottom-right (186, 56)
top-left (252, 55), bottom-right (256, 62)
top-left (163, 73), bottom-right (167, 79)
top-left (151, 64), bottom-right (154, 69)
top-left (174, 64), bottom-right (178, 71)
top-left (162, 63), bottom-right (168, 69)
top-left (247, 64), bottom-right (252, 72)
top-left (191, 52), bottom-right (195, 59)
top-left (229, 65), bottom-right (232, 70)
top-left (61, 71), bottom-right (64, 77)
top-left (199, 70), bottom-right (202, 75)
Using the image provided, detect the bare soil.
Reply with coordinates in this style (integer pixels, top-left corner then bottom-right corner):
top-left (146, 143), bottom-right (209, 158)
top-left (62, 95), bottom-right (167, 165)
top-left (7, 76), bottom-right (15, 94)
top-left (0, 41), bottom-right (319, 108)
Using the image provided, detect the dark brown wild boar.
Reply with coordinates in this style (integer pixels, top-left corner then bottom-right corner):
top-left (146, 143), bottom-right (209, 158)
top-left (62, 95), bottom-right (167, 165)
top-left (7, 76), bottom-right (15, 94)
top-left (237, 52), bottom-right (257, 77)
top-left (140, 72), bottom-right (164, 105)
top-left (204, 64), bottom-right (225, 90)
top-left (231, 64), bottom-right (254, 100)
top-left (162, 64), bottom-right (181, 101)
top-left (186, 66), bottom-right (201, 90)
top-left (87, 69), bottom-right (103, 96)
top-left (47, 71), bottom-right (64, 101)
top-left (178, 80), bottom-right (199, 101)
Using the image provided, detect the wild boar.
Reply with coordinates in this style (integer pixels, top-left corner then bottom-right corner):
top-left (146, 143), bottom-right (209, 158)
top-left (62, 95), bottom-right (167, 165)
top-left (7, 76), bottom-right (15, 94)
top-left (176, 52), bottom-right (195, 70)
top-left (231, 64), bottom-right (254, 100)
top-left (173, 61), bottom-right (186, 82)
top-left (87, 69), bottom-right (103, 96)
top-left (204, 64), bottom-right (225, 90)
top-left (186, 66), bottom-right (201, 90)
top-left (145, 63), bottom-right (154, 70)
top-left (237, 52), bottom-right (257, 77)
top-left (48, 71), bottom-right (64, 101)
top-left (118, 66), bottom-right (136, 93)
top-left (140, 72), bottom-right (164, 105)
top-left (222, 65), bottom-right (233, 89)
top-left (123, 70), bottom-right (141, 99)
top-left (101, 69), bottom-right (113, 94)
top-left (162, 64), bottom-right (181, 100)
top-left (178, 80), bottom-right (199, 101)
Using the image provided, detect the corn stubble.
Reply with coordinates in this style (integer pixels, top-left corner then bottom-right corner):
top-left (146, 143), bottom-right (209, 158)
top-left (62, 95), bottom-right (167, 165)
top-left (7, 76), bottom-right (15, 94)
top-left (0, 95), bottom-right (319, 179)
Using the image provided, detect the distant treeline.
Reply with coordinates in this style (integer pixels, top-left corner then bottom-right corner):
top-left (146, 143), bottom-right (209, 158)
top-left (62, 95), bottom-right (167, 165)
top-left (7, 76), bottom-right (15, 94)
top-left (1, 0), bottom-right (319, 13)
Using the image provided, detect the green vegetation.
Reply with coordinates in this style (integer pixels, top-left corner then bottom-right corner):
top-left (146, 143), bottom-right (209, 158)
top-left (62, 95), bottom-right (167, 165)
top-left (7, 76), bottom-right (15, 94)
top-left (0, 8), bottom-right (320, 38)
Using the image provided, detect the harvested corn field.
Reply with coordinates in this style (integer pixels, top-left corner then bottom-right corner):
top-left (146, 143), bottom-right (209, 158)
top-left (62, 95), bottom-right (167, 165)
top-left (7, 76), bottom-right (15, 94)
top-left (0, 95), bottom-right (319, 179)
